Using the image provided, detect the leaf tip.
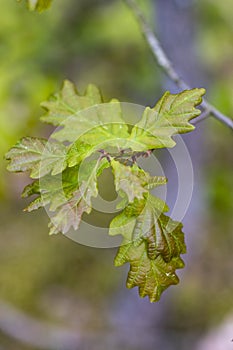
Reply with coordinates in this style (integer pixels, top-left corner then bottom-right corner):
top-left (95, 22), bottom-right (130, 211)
top-left (199, 87), bottom-right (206, 96)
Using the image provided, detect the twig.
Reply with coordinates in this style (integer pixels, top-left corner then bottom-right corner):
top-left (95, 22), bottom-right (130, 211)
top-left (124, 0), bottom-right (233, 130)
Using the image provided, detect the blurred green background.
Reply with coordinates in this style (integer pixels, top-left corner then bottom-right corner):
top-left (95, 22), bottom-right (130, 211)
top-left (0, 0), bottom-right (232, 349)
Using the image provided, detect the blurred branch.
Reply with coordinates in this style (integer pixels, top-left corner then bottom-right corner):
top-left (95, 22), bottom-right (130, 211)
top-left (0, 301), bottom-right (81, 350)
top-left (124, 0), bottom-right (233, 130)
top-left (192, 109), bottom-right (211, 125)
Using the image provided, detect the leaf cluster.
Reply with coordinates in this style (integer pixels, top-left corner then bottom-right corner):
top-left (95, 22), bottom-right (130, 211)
top-left (5, 81), bottom-right (205, 301)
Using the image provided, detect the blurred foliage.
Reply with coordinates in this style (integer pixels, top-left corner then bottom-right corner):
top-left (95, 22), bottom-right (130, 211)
top-left (162, 0), bottom-right (233, 339)
top-left (197, 0), bottom-right (233, 114)
top-left (19, 0), bottom-right (53, 12)
top-left (0, 0), bottom-right (155, 197)
top-left (0, 207), bottom-right (118, 313)
top-left (0, 1), bottom-right (156, 348)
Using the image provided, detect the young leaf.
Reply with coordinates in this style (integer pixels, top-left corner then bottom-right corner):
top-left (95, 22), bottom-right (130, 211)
top-left (18, 0), bottom-right (52, 11)
top-left (41, 80), bottom-right (103, 127)
top-left (144, 176), bottom-right (168, 190)
top-left (66, 141), bottom-right (95, 168)
top-left (41, 80), bottom-right (130, 149)
top-left (5, 137), bottom-right (67, 178)
top-left (48, 158), bottom-right (109, 235)
top-left (48, 187), bottom-right (91, 235)
top-left (112, 191), bottom-right (186, 302)
top-left (110, 189), bottom-right (186, 301)
top-left (114, 238), bottom-right (184, 302)
top-left (110, 194), bottom-right (185, 260)
top-left (111, 159), bottom-right (167, 204)
top-left (111, 160), bottom-right (148, 203)
top-left (22, 166), bottom-right (80, 212)
top-left (130, 88), bottom-right (206, 150)
top-left (51, 103), bottom-right (130, 147)
top-left (22, 180), bottom-right (40, 198)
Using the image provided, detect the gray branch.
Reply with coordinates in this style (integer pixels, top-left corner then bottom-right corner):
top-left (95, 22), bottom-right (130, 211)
top-left (124, 0), bottom-right (233, 130)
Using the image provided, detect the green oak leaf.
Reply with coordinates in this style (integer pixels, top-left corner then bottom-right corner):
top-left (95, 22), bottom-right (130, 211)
top-left (51, 103), bottom-right (130, 147)
top-left (144, 176), bottom-right (168, 190)
top-left (110, 192), bottom-right (186, 301)
top-left (48, 158), bottom-right (109, 235)
top-left (66, 141), bottom-right (94, 168)
top-left (130, 88), bottom-right (206, 150)
top-left (48, 186), bottom-right (91, 235)
top-left (18, 0), bottom-right (52, 12)
top-left (21, 180), bottom-right (40, 198)
top-left (22, 166), bottom-right (80, 212)
top-left (41, 80), bottom-right (130, 150)
top-left (41, 80), bottom-right (103, 127)
top-left (114, 239), bottom-right (184, 302)
top-left (110, 194), bottom-right (185, 262)
top-left (111, 160), bottom-right (148, 203)
top-left (5, 137), bottom-right (67, 179)
top-left (111, 159), bottom-right (167, 204)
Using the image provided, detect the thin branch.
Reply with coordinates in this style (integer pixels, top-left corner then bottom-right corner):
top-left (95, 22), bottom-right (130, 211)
top-left (124, 0), bottom-right (233, 130)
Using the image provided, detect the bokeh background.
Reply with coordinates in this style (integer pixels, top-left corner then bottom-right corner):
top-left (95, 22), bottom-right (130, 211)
top-left (0, 0), bottom-right (232, 349)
